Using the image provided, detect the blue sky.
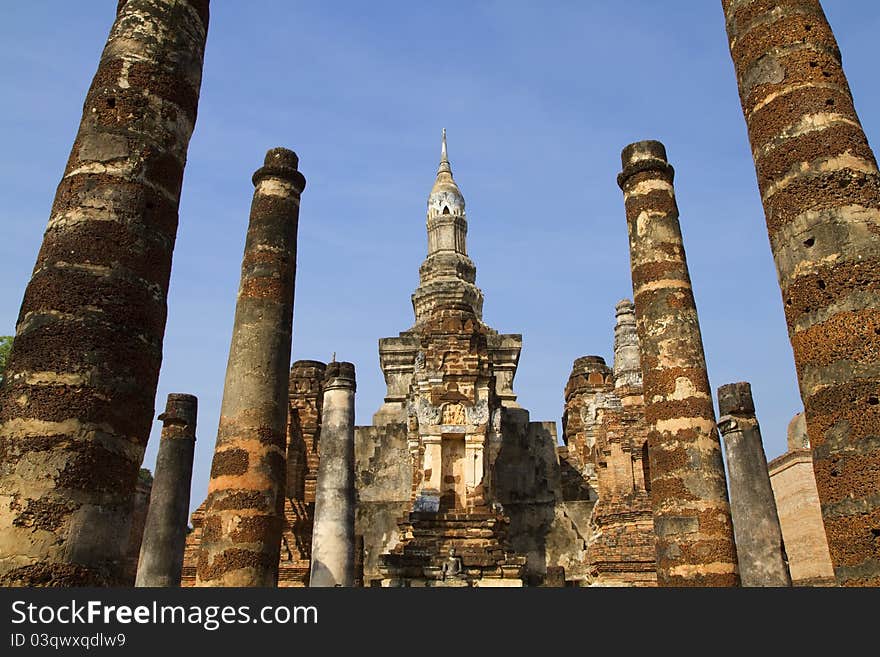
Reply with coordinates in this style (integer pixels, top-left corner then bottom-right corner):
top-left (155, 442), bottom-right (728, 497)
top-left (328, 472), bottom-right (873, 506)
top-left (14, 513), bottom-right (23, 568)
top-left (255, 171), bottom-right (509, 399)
top-left (1, 2), bottom-right (878, 514)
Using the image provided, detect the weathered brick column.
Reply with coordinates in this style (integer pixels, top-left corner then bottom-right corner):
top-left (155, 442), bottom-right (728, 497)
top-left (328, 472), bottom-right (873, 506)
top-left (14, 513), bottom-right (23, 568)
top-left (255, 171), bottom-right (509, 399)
top-left (717, 382), bottom-right (791, 587)
top-left (310, 362), bottom-right (356, 587)
top-left (618, 140), bottom-right (739, 586)
top-left (0, 0), bottom-right (208, 586)
top-left (196, 148), bottom-right (305, 587)
top-left (722, 0), bottom-right (880, 586)
top-left (135, 394), bottom-right (197, 587)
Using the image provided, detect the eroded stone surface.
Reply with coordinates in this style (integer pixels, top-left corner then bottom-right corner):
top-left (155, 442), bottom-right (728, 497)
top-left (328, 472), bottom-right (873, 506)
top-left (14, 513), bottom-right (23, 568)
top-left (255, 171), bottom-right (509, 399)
top-left (309, 362), bottom-right (356, 587)
top-left (0, 0), bottom-right (208, 587)
top-left (717, 382), bottom-right (791, 587)
top-left (583, 300), bottom-right (657, 586)
top-left (618, 140), bottom-right (739, 586)
top-left (195, 148), bottom-right (304, 587)
top-left (723, 0), bottom-right (880, 586)
top-left (135, 394), bottom-right (197, 587)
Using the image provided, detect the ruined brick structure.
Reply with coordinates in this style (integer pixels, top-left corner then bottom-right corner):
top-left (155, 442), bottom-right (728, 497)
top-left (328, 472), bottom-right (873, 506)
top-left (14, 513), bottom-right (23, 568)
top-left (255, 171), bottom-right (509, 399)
top-left (561, 356), bottom-right (611, 498)
top-left (278, 360), bottom-right (325, 585)
top-left (355, 132), bottom-right (593, 587)
top-left (0, 0), bottom-right (208, 586)
top-left (583, 301), bottom-right (656, 586)
top-left (369, 133), bottom-right (529, 586)
top-left (183, 135), bottom-right (736, 589)
top-left (768, 413), bottom-right (836, 586)
top-left (722, 0), bottom-right (880, 586)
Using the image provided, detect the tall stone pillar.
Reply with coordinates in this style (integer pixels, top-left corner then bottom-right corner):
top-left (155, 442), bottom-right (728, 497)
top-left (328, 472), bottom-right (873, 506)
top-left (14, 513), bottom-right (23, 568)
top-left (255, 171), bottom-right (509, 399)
top-left (717, 382), bottom-right (791, 587)
top-left (722, 0), bottom-right (880, 586)
top-left (0, 0), bottom-right (208, 586)
top-left (196, 148), bottom-right (305, 587)
top-left (618, 140), bottom-right (739, 586)
top-left (135, 394), bottom-right (198, 587)
top-left (310, 362), bottom-right (356, 587)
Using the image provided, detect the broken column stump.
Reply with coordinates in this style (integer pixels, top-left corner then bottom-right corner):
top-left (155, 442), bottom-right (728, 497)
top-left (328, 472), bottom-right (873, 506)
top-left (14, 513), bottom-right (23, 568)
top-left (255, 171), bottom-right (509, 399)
top-left (310, 362), bottom-right (356, 587)
top-left (136, 394), bottom-right (198, 587)
top-left (717, 382), bottom-right (791, 587)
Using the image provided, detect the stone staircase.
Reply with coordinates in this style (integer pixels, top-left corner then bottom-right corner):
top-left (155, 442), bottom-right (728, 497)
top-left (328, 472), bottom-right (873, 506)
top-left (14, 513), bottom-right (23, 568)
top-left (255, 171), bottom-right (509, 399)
top-left (379, 509), bottom-right (526, 586)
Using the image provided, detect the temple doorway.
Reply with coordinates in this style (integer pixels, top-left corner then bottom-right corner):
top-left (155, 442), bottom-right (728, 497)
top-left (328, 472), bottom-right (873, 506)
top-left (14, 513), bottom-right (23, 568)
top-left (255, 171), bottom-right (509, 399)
top-left (440, 434), bottom-right (466, 511)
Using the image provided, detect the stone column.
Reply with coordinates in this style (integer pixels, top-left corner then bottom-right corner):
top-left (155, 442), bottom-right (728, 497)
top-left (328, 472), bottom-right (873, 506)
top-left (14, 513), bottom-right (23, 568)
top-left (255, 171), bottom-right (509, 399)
top-left (310, 362), bottom-right (356, 587)
top-left (196, 148), bottom-right (305, 587)
top-left (722, 0), bottom-right (880, 586)
top-left (123, 475), bottom-right (154, 585)
top-left (135, 394), bottom-right (198, 587)
top-left (618, 140), bottom-right (739, 586)
top-left (0, 0), bottom-right (208, 586)
top-left (717, 382), bottom-right (791, 587)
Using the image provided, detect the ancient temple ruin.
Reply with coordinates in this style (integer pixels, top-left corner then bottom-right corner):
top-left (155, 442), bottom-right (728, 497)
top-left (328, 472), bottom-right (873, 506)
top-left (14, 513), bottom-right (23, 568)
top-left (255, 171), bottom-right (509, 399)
top-left (562, 302), bottom-right (656, 586)
top-left (177, 127), bottom-right (857, 588)
top-left (2, 0), bottom-right (875, 589)
top-left (0, 0), bottom-right (209, 586)
top-left (181, 133), bottom-right (608, 586)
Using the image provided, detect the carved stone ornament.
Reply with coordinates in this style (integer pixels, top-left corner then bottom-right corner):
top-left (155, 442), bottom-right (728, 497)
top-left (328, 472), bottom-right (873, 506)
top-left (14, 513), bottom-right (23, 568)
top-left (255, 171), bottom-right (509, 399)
top-left (415, 397), bottom-right (441, 426)
top-left (441, 402), bottom-right (466, 426)
top-left (466, 400), bottom-right (489, 425)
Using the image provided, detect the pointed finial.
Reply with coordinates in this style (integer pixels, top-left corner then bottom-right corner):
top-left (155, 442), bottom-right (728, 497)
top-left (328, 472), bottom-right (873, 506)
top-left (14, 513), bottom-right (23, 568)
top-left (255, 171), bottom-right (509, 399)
top-left (441, 128), bottom-right (448, 162)
top-left (331, 352), bottom-right (336, 363)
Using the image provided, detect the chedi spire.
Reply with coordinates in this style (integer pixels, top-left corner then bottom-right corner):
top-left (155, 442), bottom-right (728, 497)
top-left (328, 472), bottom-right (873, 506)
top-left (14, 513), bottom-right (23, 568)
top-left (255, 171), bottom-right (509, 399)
top-left (412, 130), bottom-right (483, 324)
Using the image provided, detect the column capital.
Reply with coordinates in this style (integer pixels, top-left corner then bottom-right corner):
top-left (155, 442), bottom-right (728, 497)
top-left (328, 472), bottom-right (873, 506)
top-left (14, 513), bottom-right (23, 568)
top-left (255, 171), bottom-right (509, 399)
top-left (617, 139), bottom-right (675, 189)
top-left (252, 147), bottom-right (306, 192)
top-left (717, 382), bottom-right (755, 416)
top-left (323, 361), bottom-right (356, 392)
